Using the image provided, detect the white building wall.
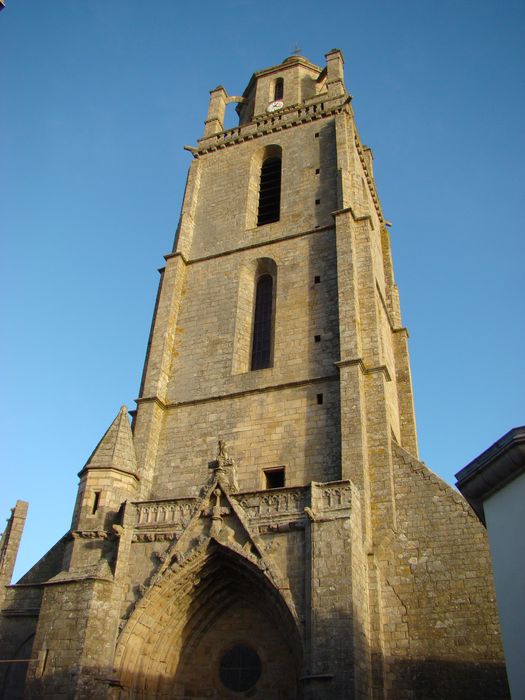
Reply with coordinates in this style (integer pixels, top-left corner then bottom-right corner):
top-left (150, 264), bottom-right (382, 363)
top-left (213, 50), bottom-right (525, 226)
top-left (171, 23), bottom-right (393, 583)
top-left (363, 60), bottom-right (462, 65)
top-left (484, 470), bottom-right (525, 700)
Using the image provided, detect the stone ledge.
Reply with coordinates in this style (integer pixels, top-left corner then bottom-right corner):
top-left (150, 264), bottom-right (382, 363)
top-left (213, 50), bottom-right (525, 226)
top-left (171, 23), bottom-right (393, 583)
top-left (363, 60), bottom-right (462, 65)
top-left (335, 357), bottom-right (392, 382)
top-left (1, 607), bottom-right (40, 617)
top-left (136, 373), bottom-right (339, 411)
top-left (163, 223), bottom-right (334, 266)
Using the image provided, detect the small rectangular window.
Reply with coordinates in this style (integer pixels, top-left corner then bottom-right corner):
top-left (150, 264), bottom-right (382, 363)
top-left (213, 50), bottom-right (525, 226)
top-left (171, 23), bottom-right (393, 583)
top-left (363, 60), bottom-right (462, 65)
top-left (314, 334), bottom-right (321, 343)
top-left (315, 132), bottom-right (320, 138)
top-left (317, 393), bottom-right (324, 405)
top-left (314, 275), bottom-right (321, 284)
top-left (315, 168), bottom-right (320, 174)
top-left (264, 467), bottom-right (285, 489)
top-left (315, 199), bottom-right (320, 205)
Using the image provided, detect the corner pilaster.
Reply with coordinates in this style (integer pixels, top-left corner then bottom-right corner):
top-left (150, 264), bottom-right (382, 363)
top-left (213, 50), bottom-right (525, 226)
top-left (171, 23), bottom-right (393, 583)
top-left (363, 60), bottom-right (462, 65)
top-left (303, 481), bottom-right (370, 699)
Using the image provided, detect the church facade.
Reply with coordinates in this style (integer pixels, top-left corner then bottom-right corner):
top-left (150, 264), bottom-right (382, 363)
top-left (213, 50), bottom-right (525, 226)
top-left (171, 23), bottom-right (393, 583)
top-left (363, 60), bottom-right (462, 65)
top-left (0, 50), bottom-right (509, 699)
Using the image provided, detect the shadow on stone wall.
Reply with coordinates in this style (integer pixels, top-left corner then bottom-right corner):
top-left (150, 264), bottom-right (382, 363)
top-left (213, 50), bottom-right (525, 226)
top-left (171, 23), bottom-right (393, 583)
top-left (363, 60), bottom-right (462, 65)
top-left (0, 633), bottom-right (34, 700)
top-left (381, 657), bottom-right (509, 700)
top-left (17, 655), bottom-right (509, 699)
top-left (0, 660), bottom-right (29, 700)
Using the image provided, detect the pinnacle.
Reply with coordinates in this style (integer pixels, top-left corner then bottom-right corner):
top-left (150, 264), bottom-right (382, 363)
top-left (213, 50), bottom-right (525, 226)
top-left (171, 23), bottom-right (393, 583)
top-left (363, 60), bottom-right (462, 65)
top-left (81, 405), bottom-right (138, 476)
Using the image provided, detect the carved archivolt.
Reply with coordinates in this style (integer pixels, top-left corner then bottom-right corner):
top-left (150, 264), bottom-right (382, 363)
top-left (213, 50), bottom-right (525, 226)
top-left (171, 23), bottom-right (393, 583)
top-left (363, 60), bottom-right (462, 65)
top-left (111, 449), bottom-right (353, 695)
top-left (115, 537), bottom-right (302, 696)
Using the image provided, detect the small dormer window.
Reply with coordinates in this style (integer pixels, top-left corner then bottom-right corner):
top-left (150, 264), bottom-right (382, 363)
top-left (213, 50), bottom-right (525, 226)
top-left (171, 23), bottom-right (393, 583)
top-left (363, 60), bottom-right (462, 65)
top-left (274, 78), bottom-right (284, 101)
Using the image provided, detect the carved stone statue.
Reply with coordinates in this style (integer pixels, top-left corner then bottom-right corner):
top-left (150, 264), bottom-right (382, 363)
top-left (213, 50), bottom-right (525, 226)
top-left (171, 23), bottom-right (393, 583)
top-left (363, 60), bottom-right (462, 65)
top-left (208, 440), bottom-right (239, 492)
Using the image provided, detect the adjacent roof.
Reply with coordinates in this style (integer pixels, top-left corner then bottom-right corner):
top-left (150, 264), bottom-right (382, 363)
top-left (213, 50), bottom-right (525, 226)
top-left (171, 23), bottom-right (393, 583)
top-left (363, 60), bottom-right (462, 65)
top-left (455, 426), bottom-right (525, 524)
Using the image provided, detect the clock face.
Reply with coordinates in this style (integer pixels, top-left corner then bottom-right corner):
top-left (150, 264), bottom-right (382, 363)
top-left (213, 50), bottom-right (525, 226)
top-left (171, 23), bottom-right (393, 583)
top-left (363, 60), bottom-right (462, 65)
top-left (267, 100), bottom-right (284, 113)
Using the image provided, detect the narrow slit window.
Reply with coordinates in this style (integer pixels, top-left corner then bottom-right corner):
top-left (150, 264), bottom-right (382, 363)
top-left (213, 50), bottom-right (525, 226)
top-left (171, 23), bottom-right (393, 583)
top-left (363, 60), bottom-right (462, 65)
top-left (43, 649), bottom-right (49, 675)
top-left (257, 157), bottom-right (281, 226)
top-left (274, 78), bottom-right (284, 101)
top-left (92, 491), bottom-right (101, 514)
top-left (314, 275), bottom-right (321, 284)
top-left (317, 393), bottom-right (324, 405)
top-left (314, 334), bottom-right (321, 343)
top-left (251, 274), bottom-right (274, 370)
top-left (264, 467), bottom-right (285, 489)
top-left (39, 648), bottom-right (50, 678)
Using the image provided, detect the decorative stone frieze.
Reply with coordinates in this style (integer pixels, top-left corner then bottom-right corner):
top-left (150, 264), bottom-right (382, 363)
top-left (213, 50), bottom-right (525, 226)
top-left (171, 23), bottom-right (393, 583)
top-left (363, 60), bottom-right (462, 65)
top-left (134, 498), bottom-right (198, 527)
top-left (71, 529), bottom-right (109, 540)
top-left (235, 487), bottom-right (306, 521)
top-left (196, 99), bottom-right (349, 156)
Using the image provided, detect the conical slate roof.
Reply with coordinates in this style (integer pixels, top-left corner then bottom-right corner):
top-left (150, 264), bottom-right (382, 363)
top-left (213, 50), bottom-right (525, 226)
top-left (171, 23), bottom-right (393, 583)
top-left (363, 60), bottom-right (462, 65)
top-left (80, 405), bottom-right (138, 477)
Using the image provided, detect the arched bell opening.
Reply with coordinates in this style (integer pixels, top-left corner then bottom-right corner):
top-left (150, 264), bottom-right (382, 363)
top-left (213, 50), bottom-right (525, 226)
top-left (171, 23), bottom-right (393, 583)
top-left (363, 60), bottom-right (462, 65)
top-left (116, 541), bottom-right (302, 699)
top-left (245, 144), bottom-right (283, 230)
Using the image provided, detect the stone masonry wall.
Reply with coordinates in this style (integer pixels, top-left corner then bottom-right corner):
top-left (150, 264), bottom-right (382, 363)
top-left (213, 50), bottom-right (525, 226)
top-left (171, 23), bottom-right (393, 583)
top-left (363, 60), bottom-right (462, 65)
top-left (189, 121), bottom-right (338, 261)
top-left (167, 231), bottom-right (340, 404)
top-left (26, 578), bottom-right (118, 699)
top-left (152, 380), bottom-right (341, 497)
top-left (373, 443), bottom-right (509, 699)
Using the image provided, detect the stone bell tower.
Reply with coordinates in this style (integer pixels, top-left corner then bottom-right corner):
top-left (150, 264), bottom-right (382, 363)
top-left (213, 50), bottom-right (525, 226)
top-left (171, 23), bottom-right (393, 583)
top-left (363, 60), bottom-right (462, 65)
top-left (0, 50), bottom-right (509, 699)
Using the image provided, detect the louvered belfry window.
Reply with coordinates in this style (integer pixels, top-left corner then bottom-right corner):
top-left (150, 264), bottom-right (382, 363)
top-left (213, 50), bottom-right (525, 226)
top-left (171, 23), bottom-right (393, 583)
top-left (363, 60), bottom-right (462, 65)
top-left (251, 274), bottom-right (274, 370)
top-left (257, 157), bottom-right (281, 226)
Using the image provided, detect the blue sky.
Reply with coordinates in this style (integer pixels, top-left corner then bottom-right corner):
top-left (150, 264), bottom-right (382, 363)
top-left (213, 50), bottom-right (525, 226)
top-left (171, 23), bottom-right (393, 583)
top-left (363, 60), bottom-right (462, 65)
top-left (1, 1), bottom-right (524, 580)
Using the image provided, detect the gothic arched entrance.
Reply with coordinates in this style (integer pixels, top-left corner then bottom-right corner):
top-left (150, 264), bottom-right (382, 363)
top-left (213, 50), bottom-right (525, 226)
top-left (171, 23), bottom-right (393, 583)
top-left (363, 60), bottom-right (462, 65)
top-left (115, 541), bottom-right (302, 699)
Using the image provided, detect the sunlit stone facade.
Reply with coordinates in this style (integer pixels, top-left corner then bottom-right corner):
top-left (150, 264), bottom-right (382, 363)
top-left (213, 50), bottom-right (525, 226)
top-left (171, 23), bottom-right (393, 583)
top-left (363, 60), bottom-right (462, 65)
top-left (0, 51), bottom-right (509, 699)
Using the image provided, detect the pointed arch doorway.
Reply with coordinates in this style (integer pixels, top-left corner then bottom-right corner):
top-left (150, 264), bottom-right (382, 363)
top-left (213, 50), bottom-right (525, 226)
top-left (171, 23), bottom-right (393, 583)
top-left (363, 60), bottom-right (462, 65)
top-left (116, 541), bottom-right (302, 699)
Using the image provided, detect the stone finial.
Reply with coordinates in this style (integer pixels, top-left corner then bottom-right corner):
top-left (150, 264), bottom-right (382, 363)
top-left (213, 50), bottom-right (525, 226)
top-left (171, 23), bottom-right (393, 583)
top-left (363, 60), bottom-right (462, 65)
top-left (0, 500), bottom-right (28, 606)
top-left (325, 48), bottom-right (346, 98)
top-left (204, 86), bottom-right (228, 137)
